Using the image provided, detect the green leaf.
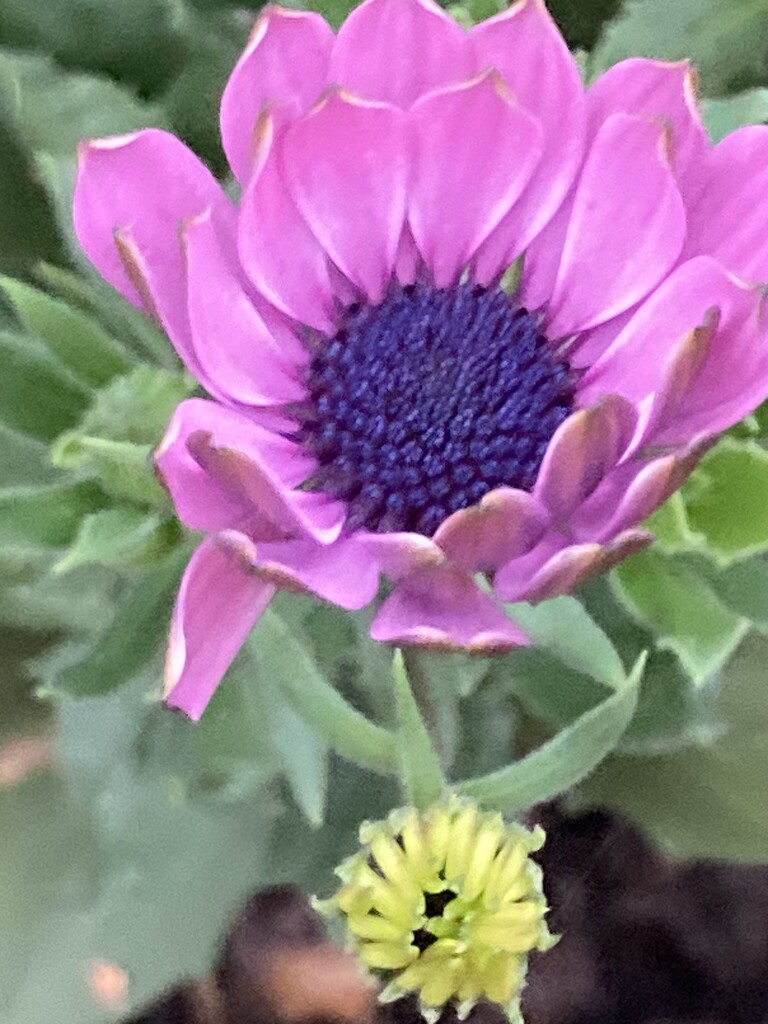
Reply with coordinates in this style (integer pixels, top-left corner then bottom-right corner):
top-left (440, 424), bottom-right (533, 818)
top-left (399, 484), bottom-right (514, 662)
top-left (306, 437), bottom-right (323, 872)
top-left (0, 65), bottom-right (64, 276)
top-left (457, 654), bottom-right (645, 815)
top-left (253, 606), bottom-right (400, 776)
top-left (0, 559), bottom-right (118, 633)
top-left (0, 50), bottom-right (167, 156)
top-left (507, 595), bottom-right (626, 688)
top-left (0, 2), bottom-right (185, 96)
top-left (38, 547), bottom-right (188, 698)
top-left (36, 263), bottom-right (175, 368)
top-left (612, 549), bottom-right (749, 685)
top-left (644, 492), bottom-right (705, 555)
top-left (547, 0), bottom-right (623, 50)
top-left (682, 553), bottom-right (768, 629)
top-left (393, 650), bottom-right (445, 809)
top-left (0, 480), bottom-right (106, 547)
top-left (54, 508), bottom-right (180, 573)
top-left (161, 8), bottom-right (243, 174)
top-left (0, 330), bottom-right (90, 440)
top-left (0, 424), bottom-right (61, 487)
top-left (684, 439), bottom-right (768, 565)
top-left (591, 0), bottom-right (768, 95)
top-left (581, 634), bottom-right (768, 861)
top-left (270, 698), bottom-right (329, 826)
top-left (702, 88), bottom-right (768, 142)
top-left (52, 435), bottom-right (168, 508)
top-left (511, 575), bottom-right (725, 758)
top-left (0, 276), bottom-right (133, 387)
top-left (74, 364), bottom-right (196, 446)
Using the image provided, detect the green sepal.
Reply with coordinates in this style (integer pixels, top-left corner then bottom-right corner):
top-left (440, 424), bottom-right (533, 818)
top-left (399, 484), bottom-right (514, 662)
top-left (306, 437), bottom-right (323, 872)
top-left (456, 654), bottom-right (645, 814)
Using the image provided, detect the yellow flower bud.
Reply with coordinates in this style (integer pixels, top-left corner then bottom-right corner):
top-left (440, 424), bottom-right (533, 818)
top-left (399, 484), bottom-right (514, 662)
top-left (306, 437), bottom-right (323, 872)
top-left (320, 797), bottom-right (556, 1022)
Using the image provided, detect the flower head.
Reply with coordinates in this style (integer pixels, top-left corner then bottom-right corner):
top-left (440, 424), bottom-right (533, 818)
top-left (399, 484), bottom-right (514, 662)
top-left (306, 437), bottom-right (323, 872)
top-left (323, 800), bottom-right (555, 1022)
top-left (74, 0), bottom-right (768, 717)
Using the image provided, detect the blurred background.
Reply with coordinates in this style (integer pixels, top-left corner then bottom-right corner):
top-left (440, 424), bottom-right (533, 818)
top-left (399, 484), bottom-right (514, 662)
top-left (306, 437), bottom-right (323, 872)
top-left (3, 1), bottom-right (768, 1022)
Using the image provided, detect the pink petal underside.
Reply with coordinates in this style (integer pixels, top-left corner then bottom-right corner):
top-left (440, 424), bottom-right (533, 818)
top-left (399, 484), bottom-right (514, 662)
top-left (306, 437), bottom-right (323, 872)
top-left (156, 404), bottom-right (256, 533)
top-left (220, 7), bottom-right (334, 184)
top-left (545, 113), bottom-right (686, 339)
top-left (586, 58), bottom-right (709, 203)
top-left (495, 530), bottom-right (651, 604)
top-left (282, 91), bottom-right (407, 304)
top-left (220, 531), bottom-right (381, 609)
top-left (183, 211), bottom-right (306, 407)
top-left (239, 122), bottom-right (337, 332)
top-left (471, 0), bottom-right (586, 285)
top-left (581, 256), bottom-right (753, 408)
top-left (164, 536), bottom-right (275, 720)
top-left (572, 436), bottom-right (715, 542)
top-left (329, 0), bottom-right (473, 108)
top-left (359, 531), bottom-right (446, 580)
top-left (650, 292), bottom-right (768, 447)
top-left (533, 396), bottom-right (638, 523)
top-left (74, 129), bottom-right (233, 380)
top-left (433, 487), bottom-right (549, 573)
top-left (158, 397), bottom-right (346, 544)
top-left (408, 71), bottom-right (543, 288)
top-left (685, 126), bottom-right (768, 282)
top-left (371, 563), bottom-right (528, 653)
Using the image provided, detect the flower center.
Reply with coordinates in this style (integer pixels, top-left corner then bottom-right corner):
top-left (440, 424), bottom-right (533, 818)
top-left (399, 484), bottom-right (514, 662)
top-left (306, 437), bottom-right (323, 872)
top-left (297, 283), bottom-right (575, 536)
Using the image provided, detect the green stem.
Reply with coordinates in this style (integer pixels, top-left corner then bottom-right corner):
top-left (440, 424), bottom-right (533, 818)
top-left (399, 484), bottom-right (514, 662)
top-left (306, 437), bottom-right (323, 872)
top-left (278, 662), bottom-right (400, 776)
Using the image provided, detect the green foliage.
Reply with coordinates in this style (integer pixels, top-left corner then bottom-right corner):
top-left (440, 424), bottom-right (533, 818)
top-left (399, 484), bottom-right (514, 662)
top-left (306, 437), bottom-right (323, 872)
top-left (591, 0), bottom-right (768, 94)
top-left (612, 549), bottom-right (749, 685)
top-left (0, 275), bottom-right (133, 387)
top-left (458, 654), bottom-right (645, 814)
top-left (581, 634), bottom-right (768, 862)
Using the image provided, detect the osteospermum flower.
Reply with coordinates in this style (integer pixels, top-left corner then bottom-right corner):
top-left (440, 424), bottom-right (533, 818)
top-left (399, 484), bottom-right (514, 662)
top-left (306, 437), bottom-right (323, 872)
top-left (322, 800), bottom-right (555, 1021)
top-left (74, 0), bottom-right (768, 717)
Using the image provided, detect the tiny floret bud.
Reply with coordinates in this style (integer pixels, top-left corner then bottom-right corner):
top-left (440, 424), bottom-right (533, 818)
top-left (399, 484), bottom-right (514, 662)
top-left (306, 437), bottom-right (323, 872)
top-left (319, 798), bottom-right (556, 1023)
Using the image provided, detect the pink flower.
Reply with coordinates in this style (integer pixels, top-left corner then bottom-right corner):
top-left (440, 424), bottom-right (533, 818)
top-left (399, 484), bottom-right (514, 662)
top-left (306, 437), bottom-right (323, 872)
top-left (74, 0), bottom-right (768, 718)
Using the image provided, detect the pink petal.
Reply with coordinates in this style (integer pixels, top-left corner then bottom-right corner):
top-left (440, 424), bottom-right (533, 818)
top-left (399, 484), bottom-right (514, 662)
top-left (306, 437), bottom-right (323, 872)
top-left (164, 536), bottom-right (275, 720)
top-left (371, 563), bottom-right (528, 653)
top-left (183, 211), bottom-right (306, 407)
top-left (581, 256), bottom-right (754, 406)
top-left (496, 531), bottom-right (651, 604)
top-left (685, 125), bottom-right (768, 281)
top-left (521, 542), bottom-right (606, 603)
top-left (408, 71), bottom-right (542, 287)
top-left (534, 396), bottom-right (637, 521)
top-left (517, 191), bottom-right (573, 313)
top-left (586, 59), bottom-right (708, 202)
top-left (329, 0), bottom-right (472, 108)
top-left (394, 225), bottom-right (421, 286)
top-left (546, 114), bottom-right (686, 338)
top-left (580, 436), bottom-right (715, 541)
top-left (360, 531), bottom-right (446, 580)
top-left (651, 294), bottom-right (768, 446)
top-left (74, 130), bottom-right (232, 379)
top-left (282, 91), bottom-right (407, 303)
top-left (219, 531), bottom-right (381, 609)
top-left (156, 405), bottom-right (255, 533)
top-left (471, 0), bottom-right (586, 284)
top-left (220, 7), bottom-right (334, 183)
top-left (239, 121), bottom-right (336, 332)
top-left (433, 487), bottom-right (548, 572)
top-left (158, 398), bottom-right (346, 544)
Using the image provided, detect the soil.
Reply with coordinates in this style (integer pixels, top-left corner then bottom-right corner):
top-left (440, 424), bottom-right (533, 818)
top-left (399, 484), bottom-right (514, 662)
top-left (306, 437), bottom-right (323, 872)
top-left (125, 807), bottom-right (768, 1024)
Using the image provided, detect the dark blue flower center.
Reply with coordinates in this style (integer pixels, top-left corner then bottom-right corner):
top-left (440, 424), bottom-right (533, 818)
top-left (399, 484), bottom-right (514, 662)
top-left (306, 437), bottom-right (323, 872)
top-left (296, 283), bottom-right (575, 537)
